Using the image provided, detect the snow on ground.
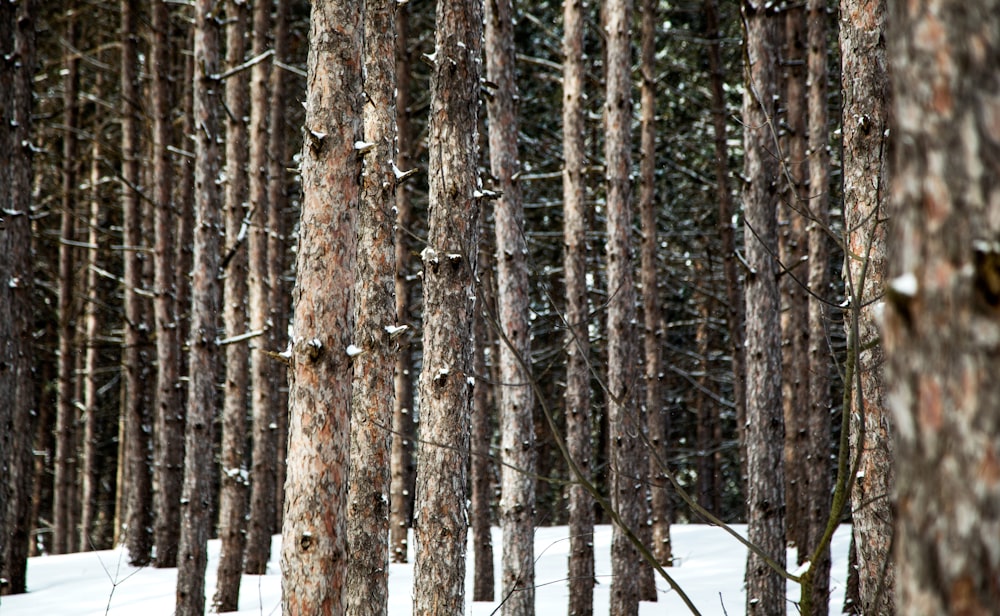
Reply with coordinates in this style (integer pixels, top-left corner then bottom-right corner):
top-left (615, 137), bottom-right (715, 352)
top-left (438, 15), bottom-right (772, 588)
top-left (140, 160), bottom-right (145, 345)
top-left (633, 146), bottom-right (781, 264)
top-left (0, 524), bottom-right (851, 615)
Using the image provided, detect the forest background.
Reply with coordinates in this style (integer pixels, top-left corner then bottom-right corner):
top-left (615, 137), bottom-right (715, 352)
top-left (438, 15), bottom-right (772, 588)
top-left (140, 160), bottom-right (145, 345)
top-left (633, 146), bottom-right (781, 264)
top-left (2, 0), bottom-right (998, 614)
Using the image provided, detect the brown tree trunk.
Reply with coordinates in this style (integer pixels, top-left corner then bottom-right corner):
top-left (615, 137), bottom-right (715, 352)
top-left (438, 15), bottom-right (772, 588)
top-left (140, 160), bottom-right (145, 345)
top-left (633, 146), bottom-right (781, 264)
top-left (120, 0), bottom-right (154, 566)
top-left (640, 0), bottom-right (671, 572)
top-left (886, 0), bottom-right (1000, 611)
top-left (214, 1), bottom-right (250, 609)
top-left (604, 0), bottom-right (641, 613)
top-left (54, 15), bottom-right (80, 555)
top-left (279, 0), bottom-right (362, 612)
top-left (389, 2), bottom-right (417, 565)
top-left (485, 0), bottom-right (535, 613)
top-left (150, 0), bottom-right (184, 569)
top-left (244, 0), bottom-right (276, 576)
top-left (471, 272), bottom-right (495, 601)
top-left (840, 0), bottom-right (893, 612)
top-left (411, 0), bottom-right (483, 612)
top-left (345, 0), bottom-right (397, 612)
top-left (741, 2), bottom-right (786, 613)
top-left (175, 0), bottom-right (222, 610)
top-left (563, 0), bottom-right (594, 611)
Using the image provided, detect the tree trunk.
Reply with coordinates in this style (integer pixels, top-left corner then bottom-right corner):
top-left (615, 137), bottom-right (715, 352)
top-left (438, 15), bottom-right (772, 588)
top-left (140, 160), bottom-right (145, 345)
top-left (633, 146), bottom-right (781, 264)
top-left (471, 274), bottom-right (495, 601)
top-left (741, 2), bottom-right (786, 613)
top-left (485, 0), bottom-right (536, 613)
top-left (839, 0), bottom-right (893, 612)
top-left (244, 0), bottom-right (276, 576)
top-left (604, 0), bottom-right (641, 613)
top-left (411, 0), bottom-right (483, 612)
top-left (214, 1), bottom-right (250, 609)
top-left (345, 0), bottom-right (396, 612)
top-left (279, 0), bottom-right (362, 612)
top-left (175, 0), bottom-right (222, 610)
top-left (120, 0), bottom-right (154, 566)
top-left (563, 0), bottom-right (594, 611)
top-left (389, 2), bottom-right (417, 566)
top-left (887, 0), bottom-right (1000, 611)
top-left (54, 15), bottom-right (80, 555)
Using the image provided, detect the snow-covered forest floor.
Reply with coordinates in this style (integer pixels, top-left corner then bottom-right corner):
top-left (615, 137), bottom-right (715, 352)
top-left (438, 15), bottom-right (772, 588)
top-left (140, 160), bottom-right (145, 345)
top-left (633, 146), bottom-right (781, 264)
top-left (1, 524), bottom-right (851, 615)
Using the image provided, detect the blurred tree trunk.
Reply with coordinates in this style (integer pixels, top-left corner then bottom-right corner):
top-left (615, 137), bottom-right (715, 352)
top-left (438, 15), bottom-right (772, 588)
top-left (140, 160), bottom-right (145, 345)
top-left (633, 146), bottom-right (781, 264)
top-left (840, 0), bottom-right (893, 612)
top-left (471, 265), bottom-right (495, 601)
top-left (887, 0), bottom-right (1000, 611)
top-left (741, 2), bottom-right (786, 613)
top-left (150, 0), bottom-right (184, 569)
top-left (563, 0), bottom-right (594, 611)
top-left (175, 0), bottom-right (222, 610)
top-left (214, 0), bottom-right (250, 609)
top-left (1, 0), bottom-right (36, 594)
top-left (486, 0), bottom-right (536, 613)
top-left (119, 0), bottom-right (155, 566)
top-left (389, 1), bottom-right (417, 566)
top-left (279, 0), bottom-right (362, 612)
top-left (244, 0), bottom-right (276, 576)
top-left (411, 0), bottom-right (483, 612)
top-left (640, 0), bottom-right (671, 573)
top-left (54, 13), bottom-right (80, 556)
top-left (345, 0), bottom-right (397, 612)
top-left (802, 0), bottom-right (831, 612)
top-left (604, 0), bottom-right (642, 613)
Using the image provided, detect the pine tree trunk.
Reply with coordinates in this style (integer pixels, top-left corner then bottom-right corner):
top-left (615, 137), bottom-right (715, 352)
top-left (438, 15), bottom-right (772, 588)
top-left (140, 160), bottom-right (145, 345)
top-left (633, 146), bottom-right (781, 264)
top-left (214, 1), bottom-right (250, 609)
top-left (741, 2), bottom-right (786, 613)
top-left (244, 0), bottom-right (276, 576)
top-left (389, 4), bottom-right (417, 566)
top-left (345, 0), bottom-right (397, 612)
top-left (279, 0), bottom-right (362, 612)
top-left (175, 0), bottom-right (222, 610)
top-left (486, 0), bottom-right (536, 612)
top-left (120, 0), bottom-right (154, 566)
top-left (412, 0), bottom-right (483, 612)
top-left (150, 0), bottom-right (184, 569)
top-left (839, 0), bottom-right (893, 612)
top-left (563, 0), bottom-right (594, 611)
top-left (471, 279), bottom-right (495, 601)
top-left (887, 0), bottom-right (1000, 611)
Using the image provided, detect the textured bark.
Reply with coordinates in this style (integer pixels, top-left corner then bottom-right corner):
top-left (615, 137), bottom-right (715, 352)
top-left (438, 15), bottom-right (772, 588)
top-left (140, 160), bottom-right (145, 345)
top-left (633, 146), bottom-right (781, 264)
top-left (563, 0), bottom-right (594, 612)
top-left (411, 0), bottom-right (483, 612)
top-left (345, 0), bottom-right (396, 612)
top-left (741, 3), bottom-right (787, 613)
top-left (780, 4), bottom-right (810, 559)
top-left (640, 0), bottom-right (671, 572)
top-left (54, 18), bottom-right (80, 555)
top-left (486, 0), bottom-right (536, 613)
top-left (604, 0), bottom-right (641, 613)
top-left (214, 1), bottom-right (250, 609)
top-left (803, 0), bottom-right (831, 612)
top-left (175, 0), bottom-right (222, 611)
top-left (150, 0), bottom-right (184, 569)
top-left (0, 0), bottom-right (14, 583)
top-left (120, 0), bottom-right (154, 566)
top-left (279, 0), bottom-right (362, 612)
top-left (244, 0), bottom-right (276, 576)
top-left (389, 3), bottom-right (416, 566)
top-left (887, 0), bottom-right (1000, 612)
top-left (471, 282), bottom-right (495, 601)
top-left (839, 0), bottom-right (893, 612)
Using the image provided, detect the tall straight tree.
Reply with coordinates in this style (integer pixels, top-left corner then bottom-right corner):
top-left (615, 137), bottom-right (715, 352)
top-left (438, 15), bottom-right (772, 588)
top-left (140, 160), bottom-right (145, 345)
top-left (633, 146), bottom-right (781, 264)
top-left (411, 0), bottom-right (483, 612)
top-left (741, 1), bottom-right (786, 613)
top-left (486, 0), bottom-right (535, 612)
top-left (471, 265), bottom-right (495, 601)
top-left (279, 0), bottom-right (362, 612)
top-left (603, 0), bottom-right (642, 613)
top-left (839, 0), bottom-right (893, 612)
top-left (346, 0), bottom-right (397, 612)
top-left (562, 0), bottom-right (594, 612)
top-left (175, 0), bottom-right (222, 610)
top-left (886, 0), bottom-right (1000, 611)
top-left (119, 0), bottom-right (154, 566)
top-left (214, 0), bottom-right (250, 609)
top-left (150, 0), bottom-right (184, 569)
